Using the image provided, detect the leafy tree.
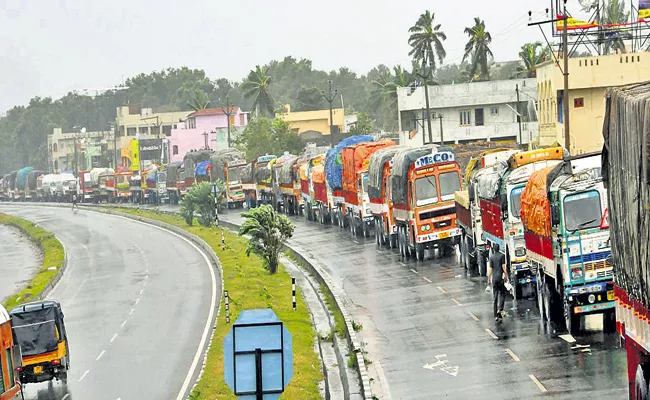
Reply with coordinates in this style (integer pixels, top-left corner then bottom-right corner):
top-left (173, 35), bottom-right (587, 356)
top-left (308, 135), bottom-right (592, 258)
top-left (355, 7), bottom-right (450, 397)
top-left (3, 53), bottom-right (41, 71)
top-left (242, 65), bottom-right (275, 117)
top-left (239, 205), bottom-right (294, 274)
top-left (235, 117), bottom-right (304, 161)
top-left (347, 112), bottom-right (374, 136)
top-left (294, 86), bottom-right (327, 111)
top-left (408, 10), bottom-right (447, 71)
top-left (516, 42), bottom-right (544, 78)
top-left (462, 17), bottom-right (494, 81)
top-left (180, 181), bottom-right (223, 227)
top-left (187, 89), bottom-right (211, 111)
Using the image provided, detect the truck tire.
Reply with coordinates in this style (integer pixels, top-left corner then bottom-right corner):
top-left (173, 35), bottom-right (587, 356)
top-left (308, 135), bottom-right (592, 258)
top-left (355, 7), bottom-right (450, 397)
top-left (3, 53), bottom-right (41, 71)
top-left (398, 228), bottom-right (405, 257)
top-left (459, 235), bottom-right (466, 265)
top-left (564, 298), bottom-right (580, 335)
top-left (389, 233), bottom-right (397, 249)
top-left (537, 269), bottom-right (546, 321)
top-left (416, 243), bottom-right (425, 261)
top-left (363, 223), bottom-right (370, 238)
top-left (636, 365), bottom-right (649, 400)
top-left (478, 252), bottom-right (487, 277)
top-left (603, 309), bottom-right (617, 333)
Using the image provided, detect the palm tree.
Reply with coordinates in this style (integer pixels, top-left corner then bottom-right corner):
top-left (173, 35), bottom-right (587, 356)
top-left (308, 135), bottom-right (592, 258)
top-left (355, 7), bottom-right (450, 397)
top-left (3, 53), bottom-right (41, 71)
top-left (187, 89), bottom-right (210, 111)
top-left (516, 42), bottom-right (545, 78)
top-left (408, 10), bottom-right (447, 71)
top-left (239, 205), bottom-right (294, 274)
top-left (370, 65), bottom-right (414, 111)
top-left (242, 65), bottom-right (274, 117)
top-left (602, 0), bottom-right (631, 54)
top-left (462, 17), bottom-right (493, 81)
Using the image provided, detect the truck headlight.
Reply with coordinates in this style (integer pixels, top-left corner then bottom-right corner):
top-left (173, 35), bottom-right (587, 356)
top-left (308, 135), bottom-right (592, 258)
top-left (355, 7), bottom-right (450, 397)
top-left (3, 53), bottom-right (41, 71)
top-left (588, 294), bottom-right (596, 304)
top-left (571, 267), bottom-right (583, 280)
top-left (366, 208), bottom-right (371, 215)
top-left (515, 247), bottom-right (526, 257)
top-left (421, 224), bottom-right (431, 232)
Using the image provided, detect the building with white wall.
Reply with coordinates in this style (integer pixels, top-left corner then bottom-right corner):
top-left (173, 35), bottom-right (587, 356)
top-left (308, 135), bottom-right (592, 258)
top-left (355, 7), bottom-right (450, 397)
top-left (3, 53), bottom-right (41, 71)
top-left (397, 78), bottom-right (538, 146)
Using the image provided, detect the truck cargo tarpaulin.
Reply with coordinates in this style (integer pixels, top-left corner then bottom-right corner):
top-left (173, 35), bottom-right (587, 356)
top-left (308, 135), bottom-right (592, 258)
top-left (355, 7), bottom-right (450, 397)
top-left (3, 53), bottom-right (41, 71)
top-left (474, 161), bottom-right (508, 199)
top-left (278, 155), bottom-right (299, 186)
top-left (139, 139), bottom-right (164, 162)
top-left (325, 135), bottom-right (374, 190)
top-left (368, 146), bottom-right (403, 200)
top-left (391, 145), bottom-right (443, 205)
top-left (520, 166), bottom-right (555, 237)
top-left (210, 148), bottom-right (246, 182)
top-left (16, 167), bottom-right (34, 190)
top-left (342, 141), bottom-right (396, 192)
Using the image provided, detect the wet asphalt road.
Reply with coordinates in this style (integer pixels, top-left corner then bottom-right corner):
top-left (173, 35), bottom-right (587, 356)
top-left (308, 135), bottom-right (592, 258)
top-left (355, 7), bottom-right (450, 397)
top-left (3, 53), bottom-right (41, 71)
top-left (134, 204), bottom-right (629, 399)
top-left (0, 205), bottom-right (217, 400)
top-left (0, 223), bottom-right (40, 302)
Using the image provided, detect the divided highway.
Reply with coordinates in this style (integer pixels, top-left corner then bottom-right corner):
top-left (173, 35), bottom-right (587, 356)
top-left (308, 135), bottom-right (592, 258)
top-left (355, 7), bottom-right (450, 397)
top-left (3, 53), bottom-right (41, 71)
top-left (0, 205), bottom-right (218, 400)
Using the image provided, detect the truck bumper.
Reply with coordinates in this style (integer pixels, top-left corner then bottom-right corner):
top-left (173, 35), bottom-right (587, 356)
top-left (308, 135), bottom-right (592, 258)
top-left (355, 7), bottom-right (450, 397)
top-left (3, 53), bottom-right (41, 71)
top-left (574, 301), bottom-right (615, 314)
top-left (416, 228), bottom-right (462, 243)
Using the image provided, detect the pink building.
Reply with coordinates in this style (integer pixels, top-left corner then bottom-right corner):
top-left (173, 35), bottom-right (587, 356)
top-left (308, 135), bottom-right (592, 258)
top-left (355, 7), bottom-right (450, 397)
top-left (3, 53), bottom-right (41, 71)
top-left (169, 107), bottom-right (248, 163)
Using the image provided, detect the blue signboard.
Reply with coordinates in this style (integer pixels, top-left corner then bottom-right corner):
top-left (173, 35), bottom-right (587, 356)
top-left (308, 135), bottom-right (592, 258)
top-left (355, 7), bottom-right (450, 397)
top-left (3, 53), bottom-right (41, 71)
top-left (414, 151), bottom-right (455, 168)
top-left (257, 155), bottom-right (277, 163)
top-left (224, 309), bottom-right (293, 400)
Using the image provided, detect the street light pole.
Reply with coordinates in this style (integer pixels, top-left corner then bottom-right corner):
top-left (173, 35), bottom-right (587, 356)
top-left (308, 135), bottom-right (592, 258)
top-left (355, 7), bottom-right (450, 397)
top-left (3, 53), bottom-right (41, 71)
top-left (222, 95), bottom-right (235, 148)
top-left (323, 80), bottom-right (338, 147)
top-left (562, 1), bottom-right (571, 153)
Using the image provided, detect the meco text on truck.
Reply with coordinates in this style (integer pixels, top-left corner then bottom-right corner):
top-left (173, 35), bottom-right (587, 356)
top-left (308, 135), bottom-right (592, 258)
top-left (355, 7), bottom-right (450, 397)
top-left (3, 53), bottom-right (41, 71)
top-left (391, 145), bottom-right (462, 261)
top-left (475, 147), bottom-right (564, 298)
top-left (600, 83), bottom-right (650, 400)
top-left (342, 140), bottom-right (396, 237)
top-left (521, 151), bottom-right (613, 335)
top-left (455, 149), bottom-right (519, 275)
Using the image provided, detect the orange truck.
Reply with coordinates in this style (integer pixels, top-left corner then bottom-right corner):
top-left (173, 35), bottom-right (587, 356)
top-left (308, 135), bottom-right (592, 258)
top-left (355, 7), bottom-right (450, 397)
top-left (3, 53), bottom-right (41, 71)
top-left (391, 145), bottom-right (462, 260)
top-left (0, 305), bottom-right (21, 400)
top-left (368, 146), bottom-right (404, 248)
top-left (341, 140), bottom-right (397, 237)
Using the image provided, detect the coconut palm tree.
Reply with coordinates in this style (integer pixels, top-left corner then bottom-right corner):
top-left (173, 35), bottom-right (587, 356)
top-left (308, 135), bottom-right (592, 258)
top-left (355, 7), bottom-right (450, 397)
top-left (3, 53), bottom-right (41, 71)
top-left (516, 42), bottom-right (545, 78)
top-left (602, 0), bottom-right (631, 54)
top-left (462, 17), bottom-right (493, 81)
top-left (187, 89), bottom-right (211, 111)
top-left (242, 65), bottom-right (274, 117)
top-left (370, 65), bottom-right (414, 111)
top-left (408, 10), bottom-right (447, 71)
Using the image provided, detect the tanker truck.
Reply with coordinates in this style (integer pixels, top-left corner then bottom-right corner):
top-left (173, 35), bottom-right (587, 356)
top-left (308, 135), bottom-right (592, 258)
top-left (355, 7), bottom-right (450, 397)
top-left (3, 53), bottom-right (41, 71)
top-left (475, 148), bottom-right (564, 298)
top-left (391, 145), bottom-right (462, 260)
top-left (342, 140), bottom-right (396, 237)
top-left (520, 152), bottom-right (613, 335)
top-left (601, 83), bottom-right (650, 399)
top-left (368, 146), bottom-right (405, 248)
top-left (455, 149), bottom-right (519, 273)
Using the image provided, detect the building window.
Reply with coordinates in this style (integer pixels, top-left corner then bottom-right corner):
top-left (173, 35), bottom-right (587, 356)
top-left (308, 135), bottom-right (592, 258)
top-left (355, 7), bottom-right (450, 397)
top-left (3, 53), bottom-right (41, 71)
top-left (574, 97), bottom-right (584, 108)
top-left (475, 108), bottom-right (484, 126)
top-left (151, 126), bottom-right (160, 136)
top-left (162, 125), bottom-right (172, 136)
top-left (229, 115), bottom-right (235, 126)
top-left (240, 114), bottom-right (246, 126)
top-left (127, 127), bottom-right (137, 136)
top-left (173, 145), bottom-right (179, 155)
top-left (557, 92), bottom-right (564, 123)
top-left (490, 107), bottom-right (499, 115)
top-left (459, 110), bottom-right (471, 126)
top-left (53, 143), bottom-right (58, 152)
top-left (188, 118), bottom-right (196, 129)
top-left (139, 126), bottom-right (148, 134)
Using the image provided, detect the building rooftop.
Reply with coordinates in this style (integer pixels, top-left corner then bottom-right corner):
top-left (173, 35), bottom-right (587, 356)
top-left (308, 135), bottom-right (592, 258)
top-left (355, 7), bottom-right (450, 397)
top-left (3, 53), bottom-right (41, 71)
top-left (188, 107), bottom-right (242, 118)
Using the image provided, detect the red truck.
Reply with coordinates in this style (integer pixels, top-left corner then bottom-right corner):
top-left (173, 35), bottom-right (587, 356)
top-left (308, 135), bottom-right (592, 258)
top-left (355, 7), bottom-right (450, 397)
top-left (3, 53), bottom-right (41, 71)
top-left (391, 146), bottom-right (462, 260)
top-left (602, 83), bottom-right (650, 399)
top-left (341, 140), bottom-right (396, 237)
top-left (368, 146), bottom-right (404, 248)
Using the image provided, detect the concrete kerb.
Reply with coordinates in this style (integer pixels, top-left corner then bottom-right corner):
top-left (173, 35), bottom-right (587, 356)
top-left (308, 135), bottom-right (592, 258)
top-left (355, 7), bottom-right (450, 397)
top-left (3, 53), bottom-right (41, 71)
top-left (218, 218), bottom-right (374, 400)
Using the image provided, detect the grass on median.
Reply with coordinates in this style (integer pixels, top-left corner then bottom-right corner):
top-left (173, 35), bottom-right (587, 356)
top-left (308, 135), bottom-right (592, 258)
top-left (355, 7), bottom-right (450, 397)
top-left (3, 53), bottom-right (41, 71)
top-left (109, 208), bottom-right (322, 400)
top-left (1, 213), bottom-right (65, 310)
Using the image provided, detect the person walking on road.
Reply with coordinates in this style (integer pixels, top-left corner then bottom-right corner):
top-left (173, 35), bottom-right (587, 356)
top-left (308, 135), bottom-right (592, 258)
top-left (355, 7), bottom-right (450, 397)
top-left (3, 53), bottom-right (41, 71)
top-left (71, 192), bottom-right (79, 212)
top-left (487, 243), bottom-right (509, 321)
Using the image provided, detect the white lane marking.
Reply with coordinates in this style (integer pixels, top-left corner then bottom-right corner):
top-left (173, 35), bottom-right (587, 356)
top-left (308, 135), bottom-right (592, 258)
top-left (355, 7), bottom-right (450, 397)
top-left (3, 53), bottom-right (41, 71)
top-left (505, 348), bottom-right (520, 362)
top-left (83, 210), bottom-right (218, 400)
top-left (485, 328), bottom-right (498, 340)
top-left (121, 320), bottom-right (127, 328)
top-left (62, 394), bottom-right (70, 400)
top-left (410, 269), bottom-right (418, 274)
top-left (469, 312), bottom-right (480, 322)
top-left (139, 288), bottom-right (144, 295)
top-left (437, 286), bottom-right (447, 294)
top-left (129, 308), bottom-right (135, 315)
top-left (559, 334), bottom-right (576, 343)
top-left (96, 350), bottom-right (106, 361)
top-left (399, 262), bottom-right (406, 267)
top-left (110, 333), bottom-right (118, 343)
top-left (451, 298), bottom-right (463, 306)
top-left (135, 298), bottom-right (140, 305)
top-left (423, 277), bottom-right (432, 283)
top-left (145, 274), bottom-right (149, 279)
top-left (529, 374), bottom-right (547, 392)
top-left (374, 360), bottom-right (393, 399)
top-left (78, 369), bottom-right (90, 382)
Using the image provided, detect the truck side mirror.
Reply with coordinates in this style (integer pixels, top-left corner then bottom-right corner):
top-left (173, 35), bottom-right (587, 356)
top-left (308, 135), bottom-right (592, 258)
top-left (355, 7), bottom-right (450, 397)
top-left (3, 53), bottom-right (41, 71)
top-left (551, 205), bottom-right (560, 226)
top-left (13, 344), bottom-right (23, 368)
top-left (500, 193), bottom-right (508, 213)
top-left (468, 185), bottom-right (475, 202)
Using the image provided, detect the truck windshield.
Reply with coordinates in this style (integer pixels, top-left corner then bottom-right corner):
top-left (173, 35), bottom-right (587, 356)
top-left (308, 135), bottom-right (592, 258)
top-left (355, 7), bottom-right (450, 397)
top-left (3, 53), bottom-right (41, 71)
top-left (415, 176), bottom-right (438, 206)
top-left (158, 172), bottom-right (167, 182)
top-left (228, 167), bottom-right (242, 182)
top-left (563, 190), bottom-right (602, 232)
top-left (438, 171), bottom-right (460, 201)
top-left (510, 186), bottom-right (525, 218)
top-left (361, 174), bottom-right (369, 194)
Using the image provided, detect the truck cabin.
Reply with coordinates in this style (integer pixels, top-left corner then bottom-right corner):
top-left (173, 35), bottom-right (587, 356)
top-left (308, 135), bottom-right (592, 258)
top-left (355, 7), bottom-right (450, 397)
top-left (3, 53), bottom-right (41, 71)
top-left (0, 305), bottom-right (21, 399)
top-left (80, 171), bottom-right (93, 193)
top-left (115, 172), bottom-right (132, 190)
top-left (98, 173), bottom-right (115, 190)
top-left (9, 301), bottom-right (68, 384)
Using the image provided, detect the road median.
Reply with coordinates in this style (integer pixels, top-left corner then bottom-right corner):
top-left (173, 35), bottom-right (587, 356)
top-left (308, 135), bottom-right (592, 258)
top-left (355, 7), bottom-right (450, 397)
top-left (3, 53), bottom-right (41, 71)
top-left (0, 212), bottom-right (66, 309)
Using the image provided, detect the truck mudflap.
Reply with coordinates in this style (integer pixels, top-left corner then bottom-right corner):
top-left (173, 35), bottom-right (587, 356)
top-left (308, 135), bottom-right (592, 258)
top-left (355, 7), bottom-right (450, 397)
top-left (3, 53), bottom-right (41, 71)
top-left (416, 228), bottom-right (462, 243)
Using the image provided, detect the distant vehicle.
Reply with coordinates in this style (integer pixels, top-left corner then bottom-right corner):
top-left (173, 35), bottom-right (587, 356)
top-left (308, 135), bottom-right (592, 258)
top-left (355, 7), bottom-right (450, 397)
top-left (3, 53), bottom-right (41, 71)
top-left (0, 305), bottom-right (21, 400)
top-left (210, 148), bottom-right (247, 209)
top-left (10, 300), bottom-right (70, 384)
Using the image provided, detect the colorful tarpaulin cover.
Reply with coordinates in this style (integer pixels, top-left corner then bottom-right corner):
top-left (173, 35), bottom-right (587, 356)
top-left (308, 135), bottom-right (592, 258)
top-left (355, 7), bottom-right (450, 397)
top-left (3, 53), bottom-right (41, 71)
top-left (277, 155), bottom-right (299, 186)
top-left (342, 140), bottom-right (396, 192)
top-left (311, 165), bottom-right (326, 184)
top-left (195, 160), bottom-right (210, 177)
top-left (299, 163), bottom-right (308, 181)
top-left (16, 167), bottom-right (34, 190)
top-left (325, 135), bottom-right (374, 190)
top-left (368, 146), bottom-right (404, 201)
top-left (455, 190), bottom-right (470, 209)
top-left (210, 148), bottom-right (246, 182)
top-left (520, 165), bottom-right (555, 237)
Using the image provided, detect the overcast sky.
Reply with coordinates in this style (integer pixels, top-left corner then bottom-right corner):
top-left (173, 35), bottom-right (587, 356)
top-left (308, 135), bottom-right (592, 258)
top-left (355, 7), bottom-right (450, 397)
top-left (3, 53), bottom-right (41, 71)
top-left (1, 0), bottom-right (576, 113)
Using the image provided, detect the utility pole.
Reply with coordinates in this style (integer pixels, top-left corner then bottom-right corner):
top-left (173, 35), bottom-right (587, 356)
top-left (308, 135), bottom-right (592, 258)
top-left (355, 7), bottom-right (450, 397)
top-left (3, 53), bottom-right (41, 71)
top-left (439, 115), bottom-right (444, 145)
top-left (222, 95), bottom-right (235, 148)
top-left (74, 136), bottom-right (79, 177)
top-left (202, 131), bottom-right (210, 150)
top-left (516, 84), bottom-right (523, 144)
top-left (323, 80), bottom-right (338, 147)
top-left (562, 2), bottom-right (571, 153)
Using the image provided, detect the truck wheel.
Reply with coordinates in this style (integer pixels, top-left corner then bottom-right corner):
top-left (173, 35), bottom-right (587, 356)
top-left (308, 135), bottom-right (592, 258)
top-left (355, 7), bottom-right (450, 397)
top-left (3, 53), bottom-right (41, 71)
top-left (416, 243), bottom-right (425, 261)
top-left (389, 234), bottom-right (397, 249)
top-left (603, 309), bottom-right (617, 333)
top-left (405, 227), bottom-right (413, 258)
top-left (564, 298), bottom-right (580, 335)
top-left (363, 223), bottom-right (370, 238)
top-left (478, 252), bottom-right (487, 277)
top-left (459, 236), bottom-right (466, 265)
top-left (398, 229), bottom-right (405, 257)
top-left (537, 270), bottom-right (547, 321)
top-left (636, 365), bottom-right (649, 400)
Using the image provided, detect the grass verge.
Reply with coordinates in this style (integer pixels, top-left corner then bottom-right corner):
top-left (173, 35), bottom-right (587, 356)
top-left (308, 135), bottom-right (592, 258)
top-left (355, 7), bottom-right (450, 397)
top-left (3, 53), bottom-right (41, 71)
top-left (320, 283), bottom-right (346, 339)
top-left (107, 208), bottom-right (323, 400)
top-left (1, 213), bottom-right (65, 309)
